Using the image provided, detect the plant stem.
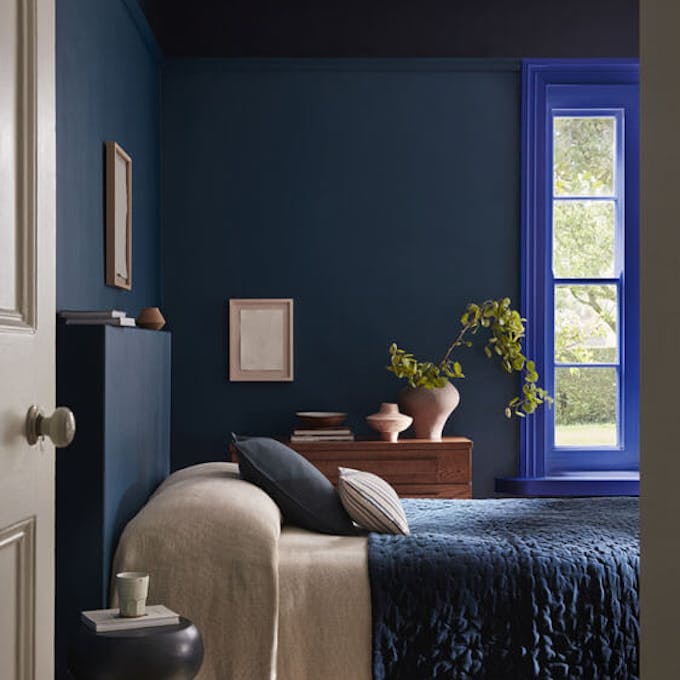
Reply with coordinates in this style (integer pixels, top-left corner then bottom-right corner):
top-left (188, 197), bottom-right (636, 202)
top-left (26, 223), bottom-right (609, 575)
top-left (440, 324), bottom-right (471, 365)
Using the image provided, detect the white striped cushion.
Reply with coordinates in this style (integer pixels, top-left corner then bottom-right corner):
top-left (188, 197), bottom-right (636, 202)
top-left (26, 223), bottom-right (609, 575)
top-left (337, 467), bottom-right (410, 535)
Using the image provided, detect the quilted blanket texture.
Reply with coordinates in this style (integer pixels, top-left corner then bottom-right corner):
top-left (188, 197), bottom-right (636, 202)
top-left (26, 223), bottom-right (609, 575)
top-left (368, 497), bottom-right (639, 680)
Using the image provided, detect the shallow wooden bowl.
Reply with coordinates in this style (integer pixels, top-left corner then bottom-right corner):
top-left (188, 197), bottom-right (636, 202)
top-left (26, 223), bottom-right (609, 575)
top-left (295, 411), bottom-right (348, 429)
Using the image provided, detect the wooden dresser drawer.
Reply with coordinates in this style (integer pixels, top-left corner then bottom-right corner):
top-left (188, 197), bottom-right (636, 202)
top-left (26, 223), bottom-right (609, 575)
top-left (288, 437), bottom-right (473, 499)
top-left (230, 437), bottom-right (473, 500)
top-left (312, 453), bottom-right (470, 485)
top-left (394, 484), bottom-right (470, 499)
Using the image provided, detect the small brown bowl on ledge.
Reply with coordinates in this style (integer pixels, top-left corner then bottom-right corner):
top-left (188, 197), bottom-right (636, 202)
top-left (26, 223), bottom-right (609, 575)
top-left (295, 411), bottom-right (348, 429)
top-left (136, 307), bottom-right (166, 330)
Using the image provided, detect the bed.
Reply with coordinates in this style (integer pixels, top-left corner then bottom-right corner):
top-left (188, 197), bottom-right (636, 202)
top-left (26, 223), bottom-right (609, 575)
top-left (112, 462), bottom-right (639, 680)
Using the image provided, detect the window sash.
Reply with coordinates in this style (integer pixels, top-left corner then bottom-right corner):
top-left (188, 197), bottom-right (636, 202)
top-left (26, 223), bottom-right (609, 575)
top-left (520, 61), bottom-right (639, 476)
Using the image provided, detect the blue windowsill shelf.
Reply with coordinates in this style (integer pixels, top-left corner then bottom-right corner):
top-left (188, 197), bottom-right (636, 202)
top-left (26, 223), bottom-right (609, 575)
top-left (495, 471), bottom-right (639, 497)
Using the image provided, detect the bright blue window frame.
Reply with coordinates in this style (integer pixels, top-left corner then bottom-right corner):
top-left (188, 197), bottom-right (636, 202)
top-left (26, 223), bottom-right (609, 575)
top-left (497, 60), bottom-right (639, 496)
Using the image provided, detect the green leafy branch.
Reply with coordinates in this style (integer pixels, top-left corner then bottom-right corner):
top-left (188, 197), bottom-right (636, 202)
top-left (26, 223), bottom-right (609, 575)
top-left (387, 298), bottom-right (553, 418)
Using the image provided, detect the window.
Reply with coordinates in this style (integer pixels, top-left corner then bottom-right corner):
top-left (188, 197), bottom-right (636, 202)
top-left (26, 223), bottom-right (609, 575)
top-left (497, 60), bottom-right (639, 496)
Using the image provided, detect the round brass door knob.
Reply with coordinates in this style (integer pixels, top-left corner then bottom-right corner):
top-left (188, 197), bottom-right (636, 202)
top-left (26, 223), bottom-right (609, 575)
top-left (26, 405), bottom-right (76, 447)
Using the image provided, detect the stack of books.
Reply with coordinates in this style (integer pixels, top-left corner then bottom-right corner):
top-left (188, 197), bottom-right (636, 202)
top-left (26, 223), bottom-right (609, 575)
top-left (59, 310), bottom-right (136, 327)
top-left (81, 605), bottom-right (180, 632)
top-left (290, 427), bottom-right (355, 443)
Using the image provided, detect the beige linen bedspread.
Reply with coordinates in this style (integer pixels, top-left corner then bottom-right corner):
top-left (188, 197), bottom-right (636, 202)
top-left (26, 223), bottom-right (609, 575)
top-left (112, 462), bottom-right (371, 680)
top-left (278, 527), bottom-right (371, 680)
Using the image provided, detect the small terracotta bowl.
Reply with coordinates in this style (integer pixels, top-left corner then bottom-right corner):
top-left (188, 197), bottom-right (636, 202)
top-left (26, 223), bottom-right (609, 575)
top-left (137, 307), bottom-right (166, 330)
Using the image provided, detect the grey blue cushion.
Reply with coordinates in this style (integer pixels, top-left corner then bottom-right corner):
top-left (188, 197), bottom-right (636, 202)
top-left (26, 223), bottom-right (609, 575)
top-left (338, 467), bottom-right (410, 535)
top-left (231, 434), bottom-right (355, 536)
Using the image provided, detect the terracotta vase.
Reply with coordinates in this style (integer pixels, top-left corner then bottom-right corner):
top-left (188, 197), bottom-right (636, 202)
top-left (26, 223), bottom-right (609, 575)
top-left (398, 382), bottom-right (460, 440)
top-left (137, 307), bottom-right (166, 330)
top-left (366, 403), bottom-right (413, 442)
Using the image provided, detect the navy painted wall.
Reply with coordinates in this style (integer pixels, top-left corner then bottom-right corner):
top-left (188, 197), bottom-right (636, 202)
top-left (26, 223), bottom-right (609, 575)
top-left (162, 59), bottom-right (521, 497)
top-left (56, 0), bottom-right (161, 313)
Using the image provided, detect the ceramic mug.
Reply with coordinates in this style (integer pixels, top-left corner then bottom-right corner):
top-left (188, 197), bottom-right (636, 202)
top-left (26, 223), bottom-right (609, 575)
top-left (116, 571), bottom-right (149, 617)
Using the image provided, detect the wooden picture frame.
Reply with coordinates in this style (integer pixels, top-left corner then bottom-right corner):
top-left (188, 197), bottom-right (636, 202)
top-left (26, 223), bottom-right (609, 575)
top-left (229, 299), bottom-right (294, 382)
top-left (105, 141), bottom-right (132, 290)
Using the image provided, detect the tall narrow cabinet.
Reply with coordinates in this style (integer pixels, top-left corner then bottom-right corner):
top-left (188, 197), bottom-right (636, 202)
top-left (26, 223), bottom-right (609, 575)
top-left (55, 324), bottom-right (171, 679)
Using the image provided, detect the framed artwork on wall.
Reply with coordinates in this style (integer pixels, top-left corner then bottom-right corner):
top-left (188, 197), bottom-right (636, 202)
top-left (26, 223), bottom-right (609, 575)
top-left (105, 141), bottom-right (132, 290)
top-left (229, 299), bottom-right (294, 381)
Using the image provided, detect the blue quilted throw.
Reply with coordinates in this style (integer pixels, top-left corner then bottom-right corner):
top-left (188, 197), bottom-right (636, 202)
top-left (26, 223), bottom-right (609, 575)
top-left (368, 497), bottom-right (639, 680)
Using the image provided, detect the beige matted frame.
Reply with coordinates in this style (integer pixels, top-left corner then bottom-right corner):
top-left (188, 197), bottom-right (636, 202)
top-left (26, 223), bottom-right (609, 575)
top-left (229, 299), bottom-right (294, 381)
top-left (105, 141), bottom-right (132, 290)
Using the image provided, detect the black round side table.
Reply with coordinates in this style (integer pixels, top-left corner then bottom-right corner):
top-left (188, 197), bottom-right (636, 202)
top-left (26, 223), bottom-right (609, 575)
top-left (68, 616), bottom-right (204, 680)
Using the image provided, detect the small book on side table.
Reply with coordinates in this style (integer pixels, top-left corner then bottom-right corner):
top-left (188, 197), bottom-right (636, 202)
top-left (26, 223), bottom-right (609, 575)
top-left (81, 604), bottom-right (180, 632)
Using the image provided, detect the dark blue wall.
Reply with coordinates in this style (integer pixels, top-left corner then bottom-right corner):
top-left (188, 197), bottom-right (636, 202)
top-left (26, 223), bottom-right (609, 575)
top-left (56, 0), bottom-right (161, 313)
top-left (162, 59), bottom-right (521, 497)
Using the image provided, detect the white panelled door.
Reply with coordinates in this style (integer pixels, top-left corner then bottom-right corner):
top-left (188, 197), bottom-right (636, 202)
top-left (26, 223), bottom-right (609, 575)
top-left (0, 1), bottom-right (56, 679)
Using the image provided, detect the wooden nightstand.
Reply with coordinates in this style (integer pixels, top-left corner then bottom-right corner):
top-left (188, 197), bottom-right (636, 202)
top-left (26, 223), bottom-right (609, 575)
top-left (286, 437), bottom-right (472, 499)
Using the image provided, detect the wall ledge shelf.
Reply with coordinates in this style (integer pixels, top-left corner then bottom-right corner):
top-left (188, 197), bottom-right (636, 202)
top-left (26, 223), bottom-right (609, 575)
top-left (495, 471), bottom-right (639, 497)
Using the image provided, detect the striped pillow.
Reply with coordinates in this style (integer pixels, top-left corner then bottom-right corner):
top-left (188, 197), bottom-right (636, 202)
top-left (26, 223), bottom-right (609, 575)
top-left (337, 467), bottom-right (410, 535)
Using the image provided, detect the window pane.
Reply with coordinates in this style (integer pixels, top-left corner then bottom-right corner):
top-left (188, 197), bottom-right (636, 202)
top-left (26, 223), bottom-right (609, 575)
top-left (555, 285), bottom-right (617, 363)
top-left (553, 116), bottom-right (615, 196)
top-left (555, 367), bottom-right (617, 447)
top-left (553, 200), bottom-right (615, 278)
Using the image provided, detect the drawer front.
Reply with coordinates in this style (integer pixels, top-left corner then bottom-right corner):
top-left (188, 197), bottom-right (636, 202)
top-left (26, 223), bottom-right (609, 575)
top-left (395, 484), bottom-right (471, 499)
top-left (314, 457), bottom-right (435, 484)
top-left (434, 451), bottom-right (470, 483)
top-left (313, 452), bottom-right (470, 485)
top-left (230, 442), bottom-right (473, 493)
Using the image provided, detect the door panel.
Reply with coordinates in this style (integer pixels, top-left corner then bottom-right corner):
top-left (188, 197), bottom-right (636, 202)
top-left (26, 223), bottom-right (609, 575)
top-left (0, 518), bottom-right (35, 679)
top-left (0, 1), bottom-right (56, 679)
top-left (0, 0), bottom-right (36, 330)
top-left (0, 0), bottom-right (19, 313)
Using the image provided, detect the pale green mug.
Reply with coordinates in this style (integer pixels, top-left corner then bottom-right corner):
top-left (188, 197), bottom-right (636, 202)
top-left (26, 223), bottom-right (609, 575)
top-left (116, 571), bottom-right (149, 617)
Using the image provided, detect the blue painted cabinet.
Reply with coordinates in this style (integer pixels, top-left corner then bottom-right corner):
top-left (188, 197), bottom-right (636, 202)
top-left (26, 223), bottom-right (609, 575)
top-left (56, 325), bottom-right (171, 679)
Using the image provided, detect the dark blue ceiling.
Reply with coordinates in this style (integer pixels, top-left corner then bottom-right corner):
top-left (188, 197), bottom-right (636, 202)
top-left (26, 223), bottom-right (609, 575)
top-left (136, 0), bottom-right (638, 59)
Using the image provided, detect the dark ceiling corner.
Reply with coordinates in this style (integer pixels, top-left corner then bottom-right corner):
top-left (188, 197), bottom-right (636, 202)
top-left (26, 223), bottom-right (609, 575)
top-left (136, 0), bottom-right (639, 59)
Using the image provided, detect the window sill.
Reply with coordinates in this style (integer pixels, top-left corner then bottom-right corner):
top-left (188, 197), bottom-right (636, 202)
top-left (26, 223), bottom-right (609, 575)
top-left (495, 471), bottom-right (639, 497)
